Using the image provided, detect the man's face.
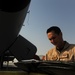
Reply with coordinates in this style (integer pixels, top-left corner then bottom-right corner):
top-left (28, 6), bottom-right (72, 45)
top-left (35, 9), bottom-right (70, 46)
top-left (47, 31), bottom-right (62, 47)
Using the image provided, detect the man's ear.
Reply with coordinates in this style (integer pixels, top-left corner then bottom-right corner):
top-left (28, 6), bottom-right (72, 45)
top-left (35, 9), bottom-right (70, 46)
top-left (59, 32), bottom-right (62, 36)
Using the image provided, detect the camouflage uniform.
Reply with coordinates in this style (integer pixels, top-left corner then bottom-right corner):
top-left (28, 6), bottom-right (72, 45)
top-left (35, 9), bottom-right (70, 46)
top-left (45, 41), bottom-right (75, 61)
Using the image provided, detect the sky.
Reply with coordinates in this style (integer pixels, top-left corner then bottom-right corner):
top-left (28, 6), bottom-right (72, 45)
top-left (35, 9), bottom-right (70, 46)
top-left (20, 0), bottom-right (75, 55)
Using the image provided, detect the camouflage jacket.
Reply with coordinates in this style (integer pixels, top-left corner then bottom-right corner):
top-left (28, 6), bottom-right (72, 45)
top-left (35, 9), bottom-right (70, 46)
top-left (45, 41), bottom-right (75, 62)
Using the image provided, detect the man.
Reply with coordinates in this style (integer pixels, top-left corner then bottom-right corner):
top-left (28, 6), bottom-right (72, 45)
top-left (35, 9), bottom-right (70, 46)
top-left (44, 26), bottom-right (75, 61)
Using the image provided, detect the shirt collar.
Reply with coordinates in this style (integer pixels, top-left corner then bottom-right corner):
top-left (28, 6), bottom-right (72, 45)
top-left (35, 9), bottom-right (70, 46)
top-left (55, 41), bottom-right (70, 52)
top-left (63, 41), bottom-right (70, 50)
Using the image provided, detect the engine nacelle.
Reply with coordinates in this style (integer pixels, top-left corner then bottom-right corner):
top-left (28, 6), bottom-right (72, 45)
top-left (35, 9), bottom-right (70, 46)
top-left (0, 0), bottom-right (31, 55)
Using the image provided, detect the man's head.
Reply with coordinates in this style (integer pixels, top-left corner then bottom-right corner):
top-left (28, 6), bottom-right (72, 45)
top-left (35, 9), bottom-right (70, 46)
top-left (46, 26), bottom-right (63, 47)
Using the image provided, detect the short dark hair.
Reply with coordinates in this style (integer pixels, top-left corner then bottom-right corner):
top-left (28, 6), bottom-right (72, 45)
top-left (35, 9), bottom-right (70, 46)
top-left (46, 26), bottom-right (61, 35)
